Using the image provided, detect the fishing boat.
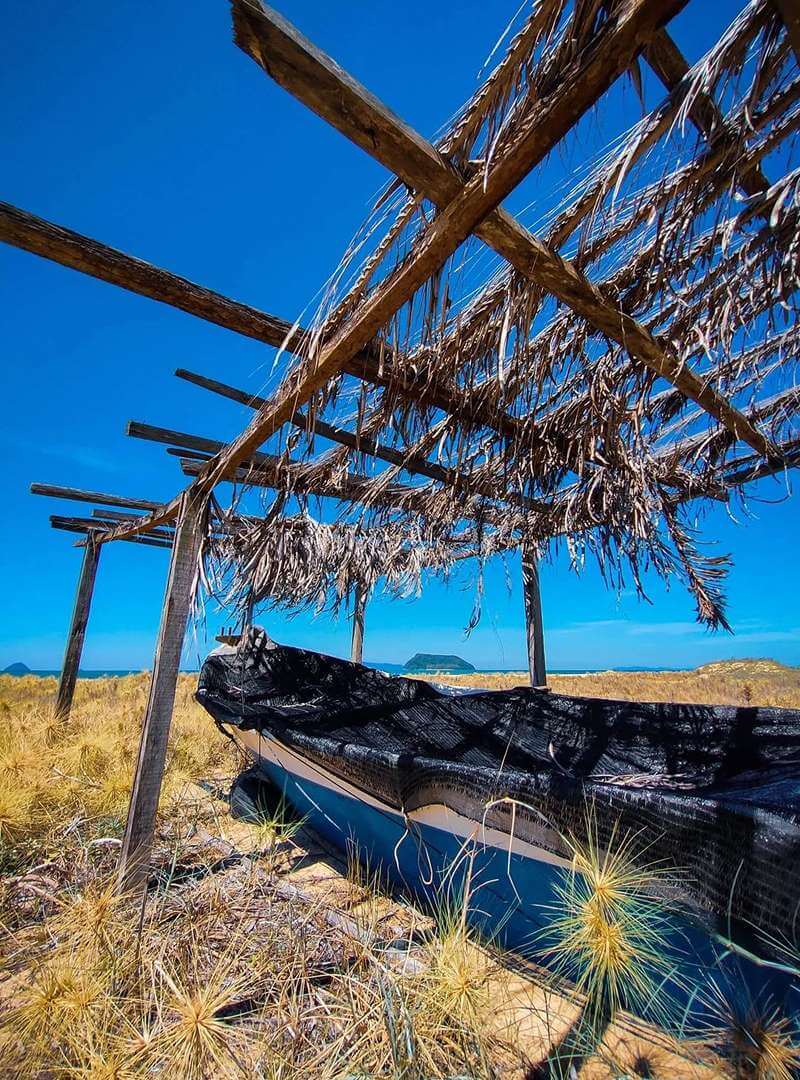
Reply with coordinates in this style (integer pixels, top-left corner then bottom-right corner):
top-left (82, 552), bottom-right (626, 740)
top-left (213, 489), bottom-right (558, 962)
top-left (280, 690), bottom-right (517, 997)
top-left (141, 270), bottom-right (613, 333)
top-left (197, 627), bottom-right (800, 1021)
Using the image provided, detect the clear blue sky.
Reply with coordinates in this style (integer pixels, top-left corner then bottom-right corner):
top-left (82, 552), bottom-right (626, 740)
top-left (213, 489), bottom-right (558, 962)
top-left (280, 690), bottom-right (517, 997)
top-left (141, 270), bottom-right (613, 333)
top-left (2, 0), bottom-right (798, 673)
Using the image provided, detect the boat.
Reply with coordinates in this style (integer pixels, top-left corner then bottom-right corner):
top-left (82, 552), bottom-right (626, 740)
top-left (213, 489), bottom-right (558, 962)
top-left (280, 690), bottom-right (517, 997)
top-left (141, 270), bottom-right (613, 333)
top-left (196, 627), bottom-right (800, 1022)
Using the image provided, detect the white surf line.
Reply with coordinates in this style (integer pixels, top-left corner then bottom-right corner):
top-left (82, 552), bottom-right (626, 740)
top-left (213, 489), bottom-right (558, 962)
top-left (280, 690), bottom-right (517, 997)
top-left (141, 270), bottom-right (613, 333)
top-left (236, 727), bottom-right (571, 871)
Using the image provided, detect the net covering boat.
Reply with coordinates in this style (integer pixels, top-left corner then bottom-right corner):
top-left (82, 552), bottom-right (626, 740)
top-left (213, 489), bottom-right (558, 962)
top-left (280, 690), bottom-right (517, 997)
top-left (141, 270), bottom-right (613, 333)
top-left (197, 628), bottom-right (800, 1017)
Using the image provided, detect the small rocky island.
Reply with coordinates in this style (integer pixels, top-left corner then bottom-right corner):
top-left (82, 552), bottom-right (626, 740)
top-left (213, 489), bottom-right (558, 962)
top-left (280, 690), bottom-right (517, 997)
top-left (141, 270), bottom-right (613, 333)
top-left (2, 662), bottom-right (32, 676)
top-left (404, 653), bottom-right (475, 675)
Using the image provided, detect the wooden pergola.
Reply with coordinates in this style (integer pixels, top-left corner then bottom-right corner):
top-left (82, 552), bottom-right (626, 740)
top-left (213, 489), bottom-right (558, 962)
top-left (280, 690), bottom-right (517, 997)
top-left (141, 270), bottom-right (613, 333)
top-left (3, 0), bottom-right (800, 890)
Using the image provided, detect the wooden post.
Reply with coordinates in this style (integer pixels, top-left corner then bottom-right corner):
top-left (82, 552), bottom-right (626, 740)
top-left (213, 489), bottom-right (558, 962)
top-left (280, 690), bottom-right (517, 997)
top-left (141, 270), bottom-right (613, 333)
top-left (54, 531), bottom-right (102, 720)
top-left (117, 493), bottom-right (205, 893)
top-left (350, 584), bottom-right (367, 664)
top-left (521, 545), bottom-right (547, 689)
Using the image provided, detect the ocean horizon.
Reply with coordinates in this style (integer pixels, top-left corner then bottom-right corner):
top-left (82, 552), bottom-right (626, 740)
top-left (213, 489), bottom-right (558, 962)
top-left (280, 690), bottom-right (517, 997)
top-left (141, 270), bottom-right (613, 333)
top-left (7, 662), bottom-right (690, 679)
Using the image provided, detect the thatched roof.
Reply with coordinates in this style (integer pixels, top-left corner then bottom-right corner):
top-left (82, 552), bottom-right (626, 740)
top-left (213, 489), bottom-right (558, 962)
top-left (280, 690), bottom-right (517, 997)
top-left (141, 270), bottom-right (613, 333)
top-left (17, 0), bottom-right (800, 629)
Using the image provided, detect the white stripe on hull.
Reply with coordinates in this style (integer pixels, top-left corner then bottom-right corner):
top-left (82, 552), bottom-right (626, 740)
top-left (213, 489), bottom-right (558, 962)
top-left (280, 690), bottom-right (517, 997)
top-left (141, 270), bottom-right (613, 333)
top-left (236, 727), bottom-right (571, 871)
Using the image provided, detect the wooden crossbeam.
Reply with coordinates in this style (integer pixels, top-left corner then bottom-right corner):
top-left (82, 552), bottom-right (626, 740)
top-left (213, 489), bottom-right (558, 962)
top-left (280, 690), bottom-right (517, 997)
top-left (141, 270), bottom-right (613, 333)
top-left (231, 0), bottom-right (774, 461)
top-left (643, 29), bottom-right (770, 201)
top-left (31, 482), bottom-right (162, 513)
top-left (0, 202), bottom-right (520, 445)
top-left (50, 517), bottom-right (174, 549)
top-left (174, 367), bottom-right (461, 484)
top-left (0, 202), bottom-right (294, 348)
top-left (174, 367), bottom-right (550, 512)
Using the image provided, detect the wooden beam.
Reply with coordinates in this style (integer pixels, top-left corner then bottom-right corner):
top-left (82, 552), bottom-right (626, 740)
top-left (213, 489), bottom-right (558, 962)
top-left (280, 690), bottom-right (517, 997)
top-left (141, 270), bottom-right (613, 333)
top-left (31, 482), bottom-right (162, 513)
top-left (117, 493), bottom-right (205, 893)
top-left (174, 367), bottom-right (550, 511)
top-left (231, 0), bottom-right (773, 460)
top-left (200, 0), bottom-right (698, 497)
top-left (773, 0), bottom-right (800, 67)
top-left (521, 544), bottom-right (546, 689)
top-left (54, 532), bottom-right (102, 719)
top-left (643, 28), bottom-right (770, 201)
top-left (350, 584), bottom-right (367, 664)
top-left (0, 202), bottom-right (295, 348)
top-left (50, 518), bottom-right (174, 549)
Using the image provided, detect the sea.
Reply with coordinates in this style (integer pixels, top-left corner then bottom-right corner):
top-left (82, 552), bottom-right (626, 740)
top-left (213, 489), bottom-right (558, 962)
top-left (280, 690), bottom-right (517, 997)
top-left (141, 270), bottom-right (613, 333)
top-left (14, 663), bottom-right (679, 678)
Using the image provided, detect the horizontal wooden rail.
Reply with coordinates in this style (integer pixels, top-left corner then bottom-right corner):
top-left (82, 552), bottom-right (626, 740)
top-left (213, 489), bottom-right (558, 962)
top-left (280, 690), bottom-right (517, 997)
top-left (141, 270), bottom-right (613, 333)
top-left (31, 482), bottom-right (162, 513)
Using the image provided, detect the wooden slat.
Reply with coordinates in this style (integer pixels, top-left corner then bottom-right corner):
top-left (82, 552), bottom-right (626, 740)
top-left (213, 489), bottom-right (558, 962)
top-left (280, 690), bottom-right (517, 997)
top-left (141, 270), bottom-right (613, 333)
top-left (174, 367), bottom-right (459, 482)
top-left (31, 482), bottom-right (162, 513)
top-left (117, 493), bottom-right (205, 892)
top-left (521, 544), bottom-right (547, 689)
top-left (232, 0), bottom-right (774, 460)
top-left (54, 532), bottom-right (102, 719)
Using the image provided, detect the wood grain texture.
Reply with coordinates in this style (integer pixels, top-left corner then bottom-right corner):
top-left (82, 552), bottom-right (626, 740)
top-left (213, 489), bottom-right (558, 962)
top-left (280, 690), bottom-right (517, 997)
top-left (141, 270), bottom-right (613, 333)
top-left (31, 481), bottom-right (161, 513)
top-left (50, 518), bottom-right (174, 549)
top-left (117, 494), bottom-right (205, 892)
top-left (0, 202), bottom-right (294, 348)
top-left (54, 533), bottom-right (102, 720)
top-left (232, 0), bottom-right (774, 460)
top-left (521, 545), bottom-right (547, 689)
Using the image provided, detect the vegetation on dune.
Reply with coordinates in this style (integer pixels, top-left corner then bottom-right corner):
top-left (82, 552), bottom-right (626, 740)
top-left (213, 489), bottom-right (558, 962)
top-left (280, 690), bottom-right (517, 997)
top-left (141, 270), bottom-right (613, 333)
top-left (0, 673), bottom-right (798, 1077)
top-left (417, 659), bottom-right (800, 709)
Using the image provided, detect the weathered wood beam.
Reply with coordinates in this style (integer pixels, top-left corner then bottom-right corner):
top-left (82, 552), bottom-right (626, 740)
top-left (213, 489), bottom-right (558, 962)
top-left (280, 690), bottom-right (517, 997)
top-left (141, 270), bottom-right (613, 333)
top-left (54, 531), bottom-right (102, 720)
top-left (50, 518), bottom-right (174, 549)
top-left (177, 455), bottom-right (432, 511)
top-left (174, 366), bottom-right (462, 483)
top-left (126, 419), bottom-right (274, 465)
top-left (31, 482), bottom-right (162, 513)
top-left (174, 367), bottom-right (550, 511)
top-left (117, 493), bottom-right (205, 893)
top-left (772, 0), bottom-right (800, 67)
top-left (350, 584), bottom-right (367, 664)
top-left (231, 0), bottom-right (774, 460)
top-left (0, 202), bottom-right (295, 348)
top-left (0, 203), bottom-right (519, 445)
top-left (521, 543), bottom-right (547, 689)
top-left (643, 28), bottom-right (770, 201)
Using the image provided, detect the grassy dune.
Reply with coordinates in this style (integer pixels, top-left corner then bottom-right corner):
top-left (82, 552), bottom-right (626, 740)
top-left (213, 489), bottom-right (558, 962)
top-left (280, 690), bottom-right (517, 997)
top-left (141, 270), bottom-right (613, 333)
top-left (1, 669), bottom-right (798, 1077)
top-left (417, 658), bottom-right (800, 708)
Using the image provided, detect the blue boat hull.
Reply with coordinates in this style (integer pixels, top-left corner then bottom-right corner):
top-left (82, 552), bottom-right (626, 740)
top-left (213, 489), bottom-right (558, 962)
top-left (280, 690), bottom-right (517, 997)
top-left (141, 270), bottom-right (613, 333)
top-left (243, 730), bottom-right (798, 1028)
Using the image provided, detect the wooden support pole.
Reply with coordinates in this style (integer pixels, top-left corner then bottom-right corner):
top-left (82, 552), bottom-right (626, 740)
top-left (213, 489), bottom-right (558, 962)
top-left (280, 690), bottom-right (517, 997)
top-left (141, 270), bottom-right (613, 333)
top-left (350, 584), bottom-right (367, 664)
top-left (521, 545), bottom-right (546, 689)
top-left (54, 532), bottom-right (102, 720)
top-left (117, 493), bottom-right (205, 893)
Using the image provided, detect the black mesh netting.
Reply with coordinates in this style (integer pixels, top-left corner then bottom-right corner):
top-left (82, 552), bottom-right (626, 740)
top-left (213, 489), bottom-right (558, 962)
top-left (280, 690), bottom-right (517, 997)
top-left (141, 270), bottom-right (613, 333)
top-left (197, 628), bottom-right (800, 960)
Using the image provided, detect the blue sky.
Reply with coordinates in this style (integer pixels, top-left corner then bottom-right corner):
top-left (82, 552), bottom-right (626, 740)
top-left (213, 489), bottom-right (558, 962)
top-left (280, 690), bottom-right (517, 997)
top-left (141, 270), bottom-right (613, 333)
top-left (2, 0), bottom-right (798, 673)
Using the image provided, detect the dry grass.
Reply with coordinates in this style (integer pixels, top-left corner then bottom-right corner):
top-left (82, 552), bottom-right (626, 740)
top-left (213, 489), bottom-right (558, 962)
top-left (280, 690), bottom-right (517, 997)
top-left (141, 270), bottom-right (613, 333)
top-left (0, 672), bottom-right (793, 1078)
top-left (416, 658), bottom-right (800, 708)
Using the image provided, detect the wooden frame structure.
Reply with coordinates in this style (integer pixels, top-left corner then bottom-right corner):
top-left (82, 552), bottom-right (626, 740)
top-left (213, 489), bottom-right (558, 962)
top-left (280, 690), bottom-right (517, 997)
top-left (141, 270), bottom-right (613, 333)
top-left (6, 0), bottom-right (800, 890)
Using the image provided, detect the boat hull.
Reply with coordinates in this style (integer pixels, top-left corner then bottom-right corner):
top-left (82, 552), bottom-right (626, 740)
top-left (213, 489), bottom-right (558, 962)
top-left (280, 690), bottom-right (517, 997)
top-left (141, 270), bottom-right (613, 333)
top-left (237, 726), bottom-right (797, 1026)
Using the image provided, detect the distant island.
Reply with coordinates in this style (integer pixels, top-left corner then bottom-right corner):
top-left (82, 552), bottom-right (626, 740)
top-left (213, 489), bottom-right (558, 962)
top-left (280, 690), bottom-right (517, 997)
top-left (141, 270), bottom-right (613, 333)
top-left (404, 653), bottom-right (475, 674)
top-left (2, 662), bottom-right (31, 676)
